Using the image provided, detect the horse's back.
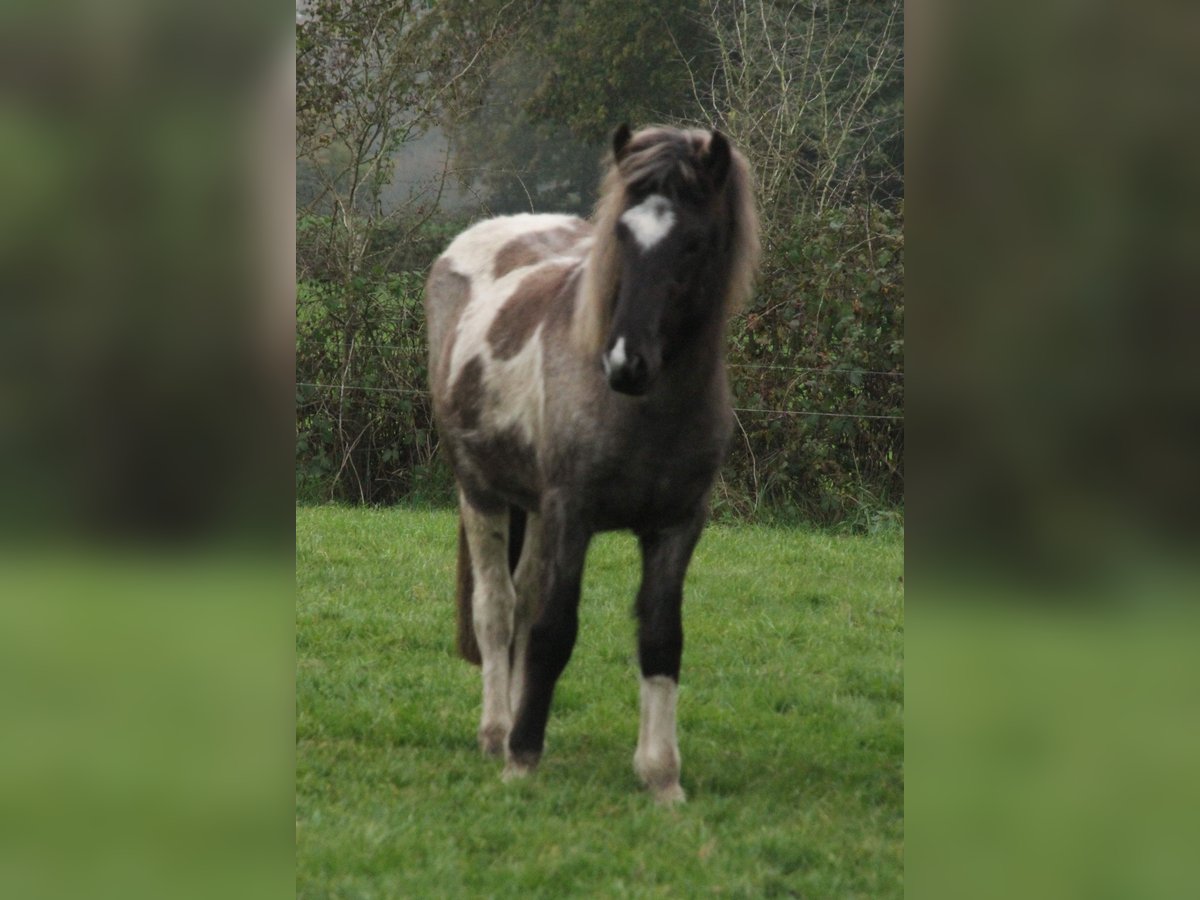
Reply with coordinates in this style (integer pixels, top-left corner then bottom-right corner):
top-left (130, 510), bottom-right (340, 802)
top-left (425, 213), bottom-right (590, 379)
top-left (438, 213), bottom-right (586, 281)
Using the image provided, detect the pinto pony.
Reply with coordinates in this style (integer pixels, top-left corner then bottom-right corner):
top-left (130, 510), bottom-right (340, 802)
top-left (424, 125), bottom-right (758, 803)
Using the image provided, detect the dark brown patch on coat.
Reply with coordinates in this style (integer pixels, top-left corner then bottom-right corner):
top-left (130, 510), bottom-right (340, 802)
top-left (488, 262), bottom-right (580, 361)
top-left (449, 356), bottom-right (485, 429)
top-left (492, 221), bottom-right (591, 280)
top-left (458, 427), bottom-right (540, 511)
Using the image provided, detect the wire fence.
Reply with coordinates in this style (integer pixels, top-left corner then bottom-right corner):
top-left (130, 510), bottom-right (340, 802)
top-left (297, 339), bottom-right (904, 514)
top-left (295, 381), bottom-right (905, 421)
top-left (296, 340), bottom-right (904, 380)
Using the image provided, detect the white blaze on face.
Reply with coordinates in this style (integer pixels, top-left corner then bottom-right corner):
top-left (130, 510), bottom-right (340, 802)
top-left (620, 194), bottom-right (675, 251)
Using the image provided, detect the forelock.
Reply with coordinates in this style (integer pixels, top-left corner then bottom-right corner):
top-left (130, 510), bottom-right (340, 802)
top-left (617, 128), bottom-right (712, 203)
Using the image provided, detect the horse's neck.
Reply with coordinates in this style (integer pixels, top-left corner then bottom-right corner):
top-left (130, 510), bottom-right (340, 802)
top-left (655, 317), bottom-right (730, 408)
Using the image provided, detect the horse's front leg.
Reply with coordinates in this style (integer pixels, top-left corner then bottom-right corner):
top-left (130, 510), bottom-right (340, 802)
top-left (504, 494), bottom-right (591, 779)
top-left (633, 512), bottom-right (706, 804)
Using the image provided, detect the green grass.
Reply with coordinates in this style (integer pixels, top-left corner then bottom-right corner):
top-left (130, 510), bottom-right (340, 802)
top-left (296, 506), bottom-right (903, 898)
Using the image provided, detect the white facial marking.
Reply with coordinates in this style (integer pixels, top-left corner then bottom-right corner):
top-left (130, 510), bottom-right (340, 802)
top-left (620, 194), bottom-right (675, 251)
top-left (602, 335), bottom-right (627, 377)
top-left (610, 336), bottom-right (627, 367)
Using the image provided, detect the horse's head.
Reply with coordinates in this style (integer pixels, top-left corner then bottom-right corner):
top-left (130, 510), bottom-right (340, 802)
top-left (600, 126), bottom-right (736, 396)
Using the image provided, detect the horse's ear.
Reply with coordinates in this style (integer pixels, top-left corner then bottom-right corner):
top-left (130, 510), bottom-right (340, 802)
top-left (705, 130), bottom-right (732, 189)
top-left (612, 123), bottom-right (632, 161)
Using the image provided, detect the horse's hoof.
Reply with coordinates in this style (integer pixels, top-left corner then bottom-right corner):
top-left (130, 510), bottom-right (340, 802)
top-left (478, 723), bottom-right (509, 757)
top-left (651, 782), bottom-right (686, 806)
top-left (634, 750), bottom-right (682, 800)
top-left (502, 750), bottom-right (539, 781)
top-left (501, 762), bottom-right (531, 782)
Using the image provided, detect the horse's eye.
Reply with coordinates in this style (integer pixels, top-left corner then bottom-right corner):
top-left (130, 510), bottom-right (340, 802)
top-left (682, 238), bottom-right (702, 257)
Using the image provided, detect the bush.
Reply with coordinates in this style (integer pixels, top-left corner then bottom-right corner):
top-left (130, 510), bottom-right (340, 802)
top-left (719, 202), bottom-right (904, 527)
top-left (296, 215), bottom-right (457, 506)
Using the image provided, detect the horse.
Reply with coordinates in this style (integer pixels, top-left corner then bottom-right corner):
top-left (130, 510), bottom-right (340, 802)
top-left (424, 124), bottom-right (758, 803)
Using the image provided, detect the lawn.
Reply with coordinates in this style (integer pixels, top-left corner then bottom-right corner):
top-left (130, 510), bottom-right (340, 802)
top-left (296, 506), bottom-right (903, 897)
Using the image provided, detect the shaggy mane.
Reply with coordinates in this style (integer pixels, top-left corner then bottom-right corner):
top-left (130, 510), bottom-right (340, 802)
top-left (573, 126), bottom-right (760, 353)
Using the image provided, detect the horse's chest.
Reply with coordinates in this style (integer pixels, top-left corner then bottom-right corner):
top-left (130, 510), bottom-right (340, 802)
top-left (590, 419), bottom-right (728, 528)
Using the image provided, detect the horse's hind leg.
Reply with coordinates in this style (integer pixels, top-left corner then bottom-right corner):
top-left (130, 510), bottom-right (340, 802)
top-left (459, 497), bottom-right (518, 756)
top-left (509, 512), bottom-right (542, 717)
top-left (632, 513), bottom-right (705, 805)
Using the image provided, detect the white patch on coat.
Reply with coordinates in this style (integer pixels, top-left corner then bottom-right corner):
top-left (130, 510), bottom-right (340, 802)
top-left (620, 194), bottom-right (675, 251)
top-left (442, 213), bottom-right (582, 386)
top-left (634, 675), bottom-right (684, 803)
top-left (483, 323), bottom-right (545, 445)
top-left (445, 214), bottom-right (582, 283)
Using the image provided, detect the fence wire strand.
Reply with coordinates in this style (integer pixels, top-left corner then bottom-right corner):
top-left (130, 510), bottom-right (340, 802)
top-left (296, 382), bottom-right (903, 421)
top-left (297, 342), bottom-right (903, 379)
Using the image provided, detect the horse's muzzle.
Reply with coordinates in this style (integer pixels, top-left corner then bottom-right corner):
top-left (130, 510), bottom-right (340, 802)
top-left (604, 351), bottom-right (650, 396)
top-left (608, 367), bottom-right (650, 396)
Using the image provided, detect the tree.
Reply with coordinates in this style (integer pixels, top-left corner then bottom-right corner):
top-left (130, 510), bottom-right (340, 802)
top-left (698, 0), bottom-right (903, 235)
top-left (296, 0), bottom-right (527, 501)
top-left (447, 0), bottom-right (710, 215)
top-left (693, 1), bottom-right (904, 521)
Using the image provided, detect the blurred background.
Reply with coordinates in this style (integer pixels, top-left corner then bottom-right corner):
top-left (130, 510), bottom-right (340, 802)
top-left (907, 0), bottom-right (1200, 897)
top-left (0, 1), bottom-right (294, 898)
top-left (2, 0), bottom-right (1199, 896)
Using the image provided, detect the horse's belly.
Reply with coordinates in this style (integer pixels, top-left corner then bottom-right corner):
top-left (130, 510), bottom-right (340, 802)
top-left (451, 426), bottom-right (541, 511)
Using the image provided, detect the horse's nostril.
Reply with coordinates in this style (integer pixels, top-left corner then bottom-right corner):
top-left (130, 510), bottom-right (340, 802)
top-left (607, 358), bottom-right (650, 395)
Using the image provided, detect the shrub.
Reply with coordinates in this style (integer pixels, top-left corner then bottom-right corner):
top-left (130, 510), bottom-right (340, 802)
top-left (720, 202), bottom-right (904, 526)
top-left (296, 216), bottom-right (456, 505)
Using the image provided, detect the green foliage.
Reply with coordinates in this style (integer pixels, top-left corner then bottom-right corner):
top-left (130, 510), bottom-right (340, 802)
top-left (294, 203), bottom-right (904, 518)
top-left (721, 202), bottom-right (904, 526)
top-left (294, 199), bottom-right (903, 523)
top-left (296, 216), bottom-right (458, 505)
top-left (525, 1), bottom-right (708, 143)
top-left (297, 507), bottom-right (904, 897)
top-left (705, 1), bottom-right (903, 215)
top-left (297, 0), bottom-right (437, 213)
top-left (447, 1), bottom-right (708, 215)
top-left (441, 63), bottom-right (602, 217)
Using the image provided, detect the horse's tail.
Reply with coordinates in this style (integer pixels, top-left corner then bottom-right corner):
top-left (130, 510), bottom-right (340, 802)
top-left (455, 518), bottom-right (480, 665)
top-left (455, 505), bottom-right (528, 666)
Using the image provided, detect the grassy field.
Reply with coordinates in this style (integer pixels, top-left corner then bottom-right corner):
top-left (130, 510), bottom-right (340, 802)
top-left (296, 506), bottom-right (903, 898)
